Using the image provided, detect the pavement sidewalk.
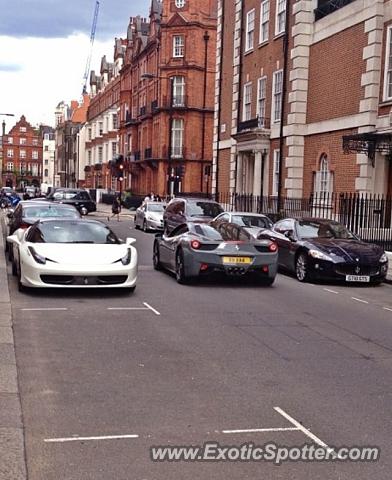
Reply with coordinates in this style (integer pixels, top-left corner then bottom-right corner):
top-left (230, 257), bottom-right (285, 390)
top-left (0, 217), bottom-right (27, 479)
top-left (95, 203), bottom-right (135, 217)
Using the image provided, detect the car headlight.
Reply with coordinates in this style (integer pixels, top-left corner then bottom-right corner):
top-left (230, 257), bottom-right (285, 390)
top-left (380, 253), bottom-right (388, 263)
top-left (28, 246), bottom-right (46, 265)
top-left (309, 249), bottom-right (333, 262)
top-left (121, 248), bottom-right (131, 265)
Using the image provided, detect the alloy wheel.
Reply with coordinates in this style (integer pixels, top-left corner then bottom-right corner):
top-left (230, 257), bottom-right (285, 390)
top-left (153, 242), bottom-right (161, 270)
top-left (175, 250), bottom-right (187, 284)
top-left (296, 254), bottom-right (308, 282)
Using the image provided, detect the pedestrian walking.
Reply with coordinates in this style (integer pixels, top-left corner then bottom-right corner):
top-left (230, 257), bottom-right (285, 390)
top-left (108, 195), bottom-right (121, 222)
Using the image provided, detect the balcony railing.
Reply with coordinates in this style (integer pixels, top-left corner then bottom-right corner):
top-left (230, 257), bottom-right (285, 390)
top-left (125, 112), bottom-right (137, 126)
top-left (238, 117), bottom-right (270, 132)
top-left (314, 0), bottom-right (356, 20)
top-left (151, 100), bottom-right (159, 112)
top-left (144, 148), bottom-right (152, 159)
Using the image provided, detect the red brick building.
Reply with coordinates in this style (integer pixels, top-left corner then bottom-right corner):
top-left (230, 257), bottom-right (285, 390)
top-left (2, 116), bottom-right (43, 189)
top-left (118, 0), bottom-right (217, 196)
top-left (214, 0), bottom-right (392, 199)
top-left (84, 44), bottom-right (123, 189)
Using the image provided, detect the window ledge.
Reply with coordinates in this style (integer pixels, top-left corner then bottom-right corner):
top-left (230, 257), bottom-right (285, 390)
top-left (379, 99), bottom-right (392, 108)
top-left (244, 48), bottom-right (254, 56)
top-left (258, 40), bottom-right (269, 48)
top-left (274, 31), bottom-right (285, 41)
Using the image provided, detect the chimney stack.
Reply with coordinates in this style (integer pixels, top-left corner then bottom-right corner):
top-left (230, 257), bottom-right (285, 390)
top-left (2, 120), bottom-right (5, 136)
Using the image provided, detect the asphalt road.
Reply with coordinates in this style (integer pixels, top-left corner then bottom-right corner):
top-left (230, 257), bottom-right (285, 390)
top-left (7, 212), bottom-right (392, 479)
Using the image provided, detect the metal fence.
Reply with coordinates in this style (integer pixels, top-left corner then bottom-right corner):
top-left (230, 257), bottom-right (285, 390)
top-left (214, 192), bottom-right (392, 251)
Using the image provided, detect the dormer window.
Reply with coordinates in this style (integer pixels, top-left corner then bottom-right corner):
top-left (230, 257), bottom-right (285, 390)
top-left (175, 0), bottom-right (185, 7)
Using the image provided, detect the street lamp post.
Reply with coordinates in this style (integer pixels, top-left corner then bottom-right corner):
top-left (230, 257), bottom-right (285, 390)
top-left (0, 113), bottom-right (15, 188)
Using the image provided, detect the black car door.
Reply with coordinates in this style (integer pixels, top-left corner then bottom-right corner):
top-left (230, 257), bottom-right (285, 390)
top-left (271, 219), bottom-right (296, 268)
top-left (9, 204), bottom-right (22, 234)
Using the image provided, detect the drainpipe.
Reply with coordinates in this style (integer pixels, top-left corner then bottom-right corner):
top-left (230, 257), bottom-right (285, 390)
top-left (234, 0), bottom-right (245, 193)
top-left (277, 0), bottom-right (291, 216)
top-left (200, 31), bottom-right (209, 192)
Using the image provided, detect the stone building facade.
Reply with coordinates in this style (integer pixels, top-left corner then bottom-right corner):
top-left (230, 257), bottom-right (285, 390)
top-left (213, 0), bottom-right (392, 198)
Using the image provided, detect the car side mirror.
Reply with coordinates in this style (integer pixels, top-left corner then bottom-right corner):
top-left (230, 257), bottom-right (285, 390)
top-left (7, 234), bottom-right (20, 245)
top-left (284, 230), bottom-right (296, 242)
top-left (125, 237), bottom-right (136, 246)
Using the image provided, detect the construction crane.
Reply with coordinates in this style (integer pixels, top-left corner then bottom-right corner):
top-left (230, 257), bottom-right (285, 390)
top-left (82, 1), bottom-right (100, 95)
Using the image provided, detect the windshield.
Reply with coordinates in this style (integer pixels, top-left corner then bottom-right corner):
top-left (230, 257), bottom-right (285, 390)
top-left (23, 206), bottom-right (80, 219)
top-left (297, 220), bottom-right (356, 240)
top-left (232, 215), bottom-right (271, 228)
top-left (147, 204), bottom-right (165, 212)
top-left (191, 223), bottom-right (251, 241)
top-left (187, 201), bottom-right (223, 218)
top-left (28, 221), bottom-right (119, 244)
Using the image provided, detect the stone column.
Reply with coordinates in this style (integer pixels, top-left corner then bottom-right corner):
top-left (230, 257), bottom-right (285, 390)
top-left (253, 151), bottom-right (263, 196)
top-left (236, 153), bottom-right (243, 193)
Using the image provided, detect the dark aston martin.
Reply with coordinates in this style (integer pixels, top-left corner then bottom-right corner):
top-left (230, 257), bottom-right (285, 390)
top-left (153, 221), bottom-right (278, 285)
top-left (259, 217), bottom-right (388, 284)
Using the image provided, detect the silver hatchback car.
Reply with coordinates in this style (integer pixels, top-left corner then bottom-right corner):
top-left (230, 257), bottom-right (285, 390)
top-left (134, 202), bottom-right (166, 232)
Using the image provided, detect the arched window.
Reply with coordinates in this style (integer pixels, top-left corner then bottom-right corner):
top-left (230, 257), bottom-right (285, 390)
top-left (314, 154), bottom-right (333, 195)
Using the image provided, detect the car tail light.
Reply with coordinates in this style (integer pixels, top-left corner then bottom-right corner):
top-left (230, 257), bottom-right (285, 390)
top-left (262, 266), bottom-right (269, 273)
top-left (269, 242), bottom-right (278, 252)
top-left (20, 222), bottom-right (30, 230)
top-left (191, 240), bottom-right (201, 249)
top-left (200, 263), bottom-right (209, 271)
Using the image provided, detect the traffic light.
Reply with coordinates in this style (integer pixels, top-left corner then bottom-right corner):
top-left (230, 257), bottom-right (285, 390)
top-left (115, 154), bottom-right (124, 180)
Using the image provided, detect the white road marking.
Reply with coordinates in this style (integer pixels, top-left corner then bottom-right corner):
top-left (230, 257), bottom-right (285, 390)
top-left (383, 307), bottom-right (392, 312)
top-left (323, 288), bottom-right (339, 294)
top-left (222, 427), bottom-right (300, 434)
top-left (274, 407), bottom-right (338, 458)
top-left (21, 308), bottom-right (68, 311)
top-left (351, 297), bottom-right (369, 304)
top-left (143, 302), bottom-right (161, 316)
top-left (107, 307), bottom-right (149, 311)
top-left (44, 434), bottom-right (139, 443)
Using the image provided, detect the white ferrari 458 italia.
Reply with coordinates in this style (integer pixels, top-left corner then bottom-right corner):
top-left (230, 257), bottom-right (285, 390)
top-left (7, 219), bottom-right (138, 292)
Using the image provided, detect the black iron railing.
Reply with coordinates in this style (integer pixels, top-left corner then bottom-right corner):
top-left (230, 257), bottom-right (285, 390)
top-left (315, 0), bottom-right (356, 21)
top-left (238, 117), bottom-right (270, 132)
top-left (214, 192), bottom-right (392, 251)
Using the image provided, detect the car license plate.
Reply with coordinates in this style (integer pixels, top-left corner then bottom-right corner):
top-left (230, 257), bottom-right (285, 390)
top-left (345, 275), bottom-right (370, 282)
top-left (222, 256), bottom-right (252, 265)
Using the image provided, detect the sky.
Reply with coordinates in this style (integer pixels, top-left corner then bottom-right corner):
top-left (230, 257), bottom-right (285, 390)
top-left (0, 0), bottom-right (150, 130)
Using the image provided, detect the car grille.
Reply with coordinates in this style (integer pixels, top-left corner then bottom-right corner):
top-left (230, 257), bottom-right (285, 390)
top-left (40, 275), bottom-right (128, 285)
top-left (334, 265), bottom-right (380, 276)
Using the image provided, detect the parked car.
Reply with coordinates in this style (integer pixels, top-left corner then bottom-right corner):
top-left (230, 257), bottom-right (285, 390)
top-left (7, 219), bottom-right (137, 292)
top-left (259, 217), bottom-right (388, 284)
top-left (214, 212), bottom-right (273, 238)
top-left (23, 186), bottom-right (37, 199)
top-left (44, 188), bottom-right (96, 215)
top-left (153, 221), bottom-right (278, 285)
top-left (163, 197), bottom-right (224, 234)
top-left (135, 202), bottom-right (166, 231)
